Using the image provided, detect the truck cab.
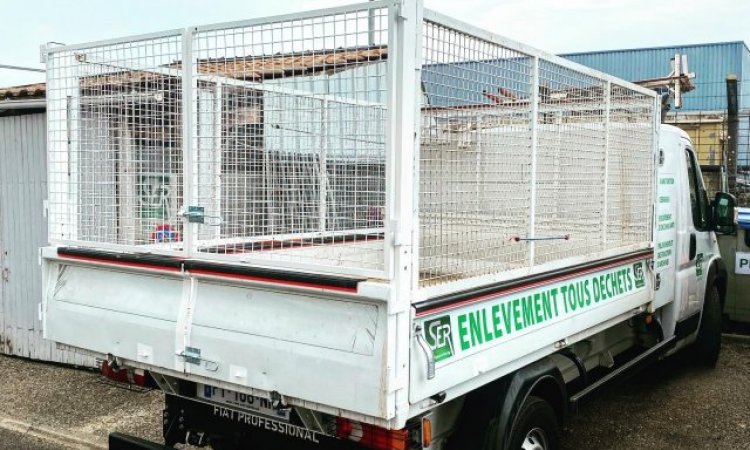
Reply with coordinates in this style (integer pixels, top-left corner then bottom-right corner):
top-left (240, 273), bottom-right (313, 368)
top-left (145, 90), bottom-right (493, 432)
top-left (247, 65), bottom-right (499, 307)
top-left (655, 125), bottom-right (729, 352)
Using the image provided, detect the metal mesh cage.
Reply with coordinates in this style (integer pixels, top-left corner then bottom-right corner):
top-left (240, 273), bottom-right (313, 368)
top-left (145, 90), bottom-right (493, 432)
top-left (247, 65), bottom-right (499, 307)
top-left (46, 5), bottom-right (389, 276)
top-left (417, 15), bottom-right (656, 287)
top-left (46, 2), bottom-right (657, 286)
top-left (47, 33), bottom-right (185, 250)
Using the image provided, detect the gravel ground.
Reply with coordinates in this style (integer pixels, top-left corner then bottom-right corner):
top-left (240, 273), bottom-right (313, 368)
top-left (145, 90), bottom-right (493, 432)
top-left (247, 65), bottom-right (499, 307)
top-left (0, 337), bottom-right (747, 449)
top-left (562, 336), bottom-right (750, 449)
top-left (0, 428), bottom-right (65, 450)
top-left (0, 356), bottom-right (163, 446)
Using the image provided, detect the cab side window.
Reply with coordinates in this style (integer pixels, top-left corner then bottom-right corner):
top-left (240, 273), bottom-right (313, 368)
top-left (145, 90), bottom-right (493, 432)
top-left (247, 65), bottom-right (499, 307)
top-left (685, 149), bottom-right (709, 230)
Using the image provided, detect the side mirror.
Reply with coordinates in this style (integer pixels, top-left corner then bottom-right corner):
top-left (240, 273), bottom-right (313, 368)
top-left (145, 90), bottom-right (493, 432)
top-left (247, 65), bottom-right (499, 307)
top-left (712, 192), bottom-right (736, 234)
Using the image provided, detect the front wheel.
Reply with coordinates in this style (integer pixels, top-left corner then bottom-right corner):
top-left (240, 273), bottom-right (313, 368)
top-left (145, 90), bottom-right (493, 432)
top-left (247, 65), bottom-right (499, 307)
top-left (508, 396), bottom-right (559, 450)
top-left (693, 285), bottom-right (722, 367)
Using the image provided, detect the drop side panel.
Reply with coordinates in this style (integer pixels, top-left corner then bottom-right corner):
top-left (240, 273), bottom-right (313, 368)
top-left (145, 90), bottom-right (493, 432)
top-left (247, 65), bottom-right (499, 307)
top-left (42, 255), bottom-right (390, 419)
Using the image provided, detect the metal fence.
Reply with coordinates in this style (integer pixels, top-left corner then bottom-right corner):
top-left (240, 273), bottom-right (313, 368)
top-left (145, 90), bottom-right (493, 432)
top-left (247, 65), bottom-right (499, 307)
top-left (665, 79), bottom-right (750, 207)
top-left (46, 1), bottom-right (658, 290)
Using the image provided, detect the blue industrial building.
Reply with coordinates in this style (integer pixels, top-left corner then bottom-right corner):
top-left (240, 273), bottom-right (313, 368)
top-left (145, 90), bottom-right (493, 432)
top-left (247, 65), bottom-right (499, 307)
top-left (562, 41), bottom-right (750, 112)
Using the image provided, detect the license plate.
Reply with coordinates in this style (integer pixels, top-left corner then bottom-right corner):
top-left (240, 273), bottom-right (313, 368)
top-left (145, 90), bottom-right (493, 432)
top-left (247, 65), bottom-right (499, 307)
top-left (197, 384), bottom-right (291, 422)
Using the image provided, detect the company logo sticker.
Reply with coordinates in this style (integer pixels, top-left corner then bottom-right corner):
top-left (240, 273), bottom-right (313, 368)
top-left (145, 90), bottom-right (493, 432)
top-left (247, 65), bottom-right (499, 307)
top-left (423, 316), bottom-right (454, 362)
top-left (633, 262), bottom-right (645, 289)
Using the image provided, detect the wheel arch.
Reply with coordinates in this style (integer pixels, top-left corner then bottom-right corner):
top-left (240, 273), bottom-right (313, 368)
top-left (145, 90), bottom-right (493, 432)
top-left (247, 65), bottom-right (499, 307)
top-left (498, 358), bottom-right (567, 449)
top-left (445, 357), bottom-right (567, 450)
top-left (707, 256), bottom-right (728, 310)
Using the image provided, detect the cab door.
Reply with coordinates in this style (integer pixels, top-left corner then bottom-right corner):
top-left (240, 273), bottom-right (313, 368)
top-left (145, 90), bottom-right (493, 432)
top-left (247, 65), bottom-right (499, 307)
top-left (677, 144), bottom-right (713, 321)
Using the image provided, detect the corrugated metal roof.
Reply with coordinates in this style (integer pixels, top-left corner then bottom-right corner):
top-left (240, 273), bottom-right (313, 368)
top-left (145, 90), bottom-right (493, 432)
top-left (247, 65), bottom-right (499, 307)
top-left (563, 40), bottom-right (750, 57)
top-left (561, 41), bottom-right (749, 111)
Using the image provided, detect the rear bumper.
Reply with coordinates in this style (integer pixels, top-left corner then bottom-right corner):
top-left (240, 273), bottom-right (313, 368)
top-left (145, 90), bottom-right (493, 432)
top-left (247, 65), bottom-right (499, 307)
top-left (162, 394), bottom-right (365, 450)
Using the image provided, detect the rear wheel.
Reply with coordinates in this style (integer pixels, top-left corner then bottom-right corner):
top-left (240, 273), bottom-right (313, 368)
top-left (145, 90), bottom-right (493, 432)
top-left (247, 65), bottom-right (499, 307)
top-left (693, 285), bottom-right (722, 367)
top-left (508, 396), bottom-right (559, 450)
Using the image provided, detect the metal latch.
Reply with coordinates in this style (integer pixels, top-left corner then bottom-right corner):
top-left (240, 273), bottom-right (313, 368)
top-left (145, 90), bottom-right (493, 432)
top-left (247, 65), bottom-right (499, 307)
top-left (177, 347), bottom-right (219, 372)
top-left (181, 206), bottom-right (206, 223)
top-left (179, 206), bottom-right (223, 226)
top-left (414, 325), bottom-right (436, 380)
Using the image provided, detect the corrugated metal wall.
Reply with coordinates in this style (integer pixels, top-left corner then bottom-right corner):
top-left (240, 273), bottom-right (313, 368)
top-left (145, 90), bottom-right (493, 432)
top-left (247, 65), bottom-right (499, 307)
top-left (562, 41), bottom-right (748, 111)
top-left (0, 111), bottom-right (94, 366)
top-left (741, 46), bottom-right (750, 104)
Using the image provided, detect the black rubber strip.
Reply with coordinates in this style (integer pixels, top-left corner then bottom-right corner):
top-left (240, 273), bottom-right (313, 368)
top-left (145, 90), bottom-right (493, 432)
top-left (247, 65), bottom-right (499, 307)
top-left (183, 260), bottom-right (363, 290)
top-left (57, 247), bottom-right (184, 268)
top-left (415, 248), bottom-right (653, 315)
top-left (56, 247), bottom-right (363, 291)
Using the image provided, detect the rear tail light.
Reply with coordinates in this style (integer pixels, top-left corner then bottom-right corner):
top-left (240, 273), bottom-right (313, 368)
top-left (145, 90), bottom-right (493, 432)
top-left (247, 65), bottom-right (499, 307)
top-left (421, 417), bottom-right (432, 448)
top-left (336, 417), bottom-right (410, 450)
top-left (100, 360), bottom-right (148, 387)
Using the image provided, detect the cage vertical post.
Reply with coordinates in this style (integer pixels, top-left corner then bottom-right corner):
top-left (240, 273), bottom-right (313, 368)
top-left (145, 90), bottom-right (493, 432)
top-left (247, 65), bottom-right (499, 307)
top-left (385, 0), bottom-right (420, 288)
top-left (182, 27), bottom-right (196, 256)
top-left (319, 100), bottom-right (329, 232)
top-left (384, 0), bottom-right (422, 426)
top-left (528, 56), bottom-right (540, 265)
top-left (602, 81), bottom-right (611, 245)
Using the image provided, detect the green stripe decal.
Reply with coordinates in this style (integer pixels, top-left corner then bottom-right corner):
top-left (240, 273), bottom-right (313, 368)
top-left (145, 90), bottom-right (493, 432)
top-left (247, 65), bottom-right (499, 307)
top-left (422, 260), bottom-right (647, 362)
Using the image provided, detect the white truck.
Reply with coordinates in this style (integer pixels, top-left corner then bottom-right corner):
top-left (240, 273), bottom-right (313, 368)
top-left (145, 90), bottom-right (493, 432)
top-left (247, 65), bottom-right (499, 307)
top-left (41, 1), bottom-right (736, 449)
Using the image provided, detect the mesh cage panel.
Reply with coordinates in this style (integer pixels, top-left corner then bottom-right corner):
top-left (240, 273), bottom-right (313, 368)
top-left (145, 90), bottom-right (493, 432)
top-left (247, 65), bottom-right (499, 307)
top-left (418, 18), bottom-right (656, 287)
top-left (190, 7), bottom-right (388, 273)
top-left (419, 20), bottom-right (534, 285)
top-left (533, 61), bottom-right (608, 264)
top-left (46, 5), bottom-right (389, 276)
top-left (606, 86), bottom-right (655, 247)
top-left (47, 34), bottom-right (185, 250)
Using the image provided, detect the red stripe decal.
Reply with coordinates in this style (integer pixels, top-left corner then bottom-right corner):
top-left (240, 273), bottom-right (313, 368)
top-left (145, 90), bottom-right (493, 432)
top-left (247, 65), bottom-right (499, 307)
top-left (58, 254), bottom-right (183, 273)
top-left (416, 251), bottom-right (653, 318)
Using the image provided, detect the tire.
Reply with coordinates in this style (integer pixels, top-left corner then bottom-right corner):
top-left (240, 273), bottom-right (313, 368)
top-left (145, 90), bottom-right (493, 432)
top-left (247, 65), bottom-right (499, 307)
top-left (508, 396), bottom-right (559, 450)
top-left (693, 285), bottom-right (722, 367)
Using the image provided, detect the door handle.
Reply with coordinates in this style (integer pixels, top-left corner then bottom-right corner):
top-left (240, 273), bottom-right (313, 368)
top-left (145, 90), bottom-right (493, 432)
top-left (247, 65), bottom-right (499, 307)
top-left (689, 233), bottom-right (697, 261)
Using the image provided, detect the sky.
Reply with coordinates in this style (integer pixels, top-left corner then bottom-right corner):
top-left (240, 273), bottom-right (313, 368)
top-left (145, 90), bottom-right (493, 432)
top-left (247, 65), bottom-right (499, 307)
top-left (1, 0), bottom-right (749, 87)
